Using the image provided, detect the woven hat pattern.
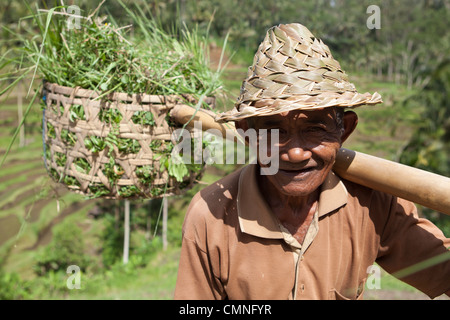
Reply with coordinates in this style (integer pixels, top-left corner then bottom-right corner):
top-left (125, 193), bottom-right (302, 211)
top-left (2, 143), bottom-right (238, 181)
top-left (216, 23), bottom-right (382, 122)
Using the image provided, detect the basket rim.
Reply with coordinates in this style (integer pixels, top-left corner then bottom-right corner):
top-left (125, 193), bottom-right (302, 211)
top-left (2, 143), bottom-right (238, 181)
top-left (43, 81), bottom-right (216, 105)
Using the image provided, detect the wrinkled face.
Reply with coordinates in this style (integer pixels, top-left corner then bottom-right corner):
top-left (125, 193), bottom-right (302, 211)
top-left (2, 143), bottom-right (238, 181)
top-left (251, 108), bottom-right (343, 197)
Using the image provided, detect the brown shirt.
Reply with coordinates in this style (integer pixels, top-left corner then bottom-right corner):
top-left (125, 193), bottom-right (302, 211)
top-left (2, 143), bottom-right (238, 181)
top-left (174, 164), bottom-right (450, 300)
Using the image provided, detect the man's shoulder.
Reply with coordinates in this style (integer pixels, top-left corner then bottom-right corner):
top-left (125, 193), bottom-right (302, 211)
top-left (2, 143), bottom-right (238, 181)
top-left (339, 174), bottom-right (393, 203)
top-left (339, 175), bottom-right (380, 197)
top-left (185, 166), bottom-right (245, 221)
top-left (337, 173), bottom-right (416, 214)
top-left (198, 166), bottom-right (244, 204)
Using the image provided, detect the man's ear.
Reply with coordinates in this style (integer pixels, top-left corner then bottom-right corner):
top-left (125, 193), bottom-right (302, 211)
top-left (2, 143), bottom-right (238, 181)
top-left (341, 111), bottom-right (358, 144)
top-left (234, 119), bottom-right (252, 145)
top-left (235, 119), bottom-right (250, 131)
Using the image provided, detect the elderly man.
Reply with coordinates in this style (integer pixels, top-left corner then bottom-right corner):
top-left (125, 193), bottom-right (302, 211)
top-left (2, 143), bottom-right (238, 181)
top-left (174, 23), bottom-right (450, 300)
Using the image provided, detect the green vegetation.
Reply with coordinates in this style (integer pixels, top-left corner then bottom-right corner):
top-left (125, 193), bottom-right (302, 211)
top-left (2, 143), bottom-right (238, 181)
top-left (1, 1), bottom-right (224, 96)
top-left (399, 59), bottom-right (450, 235)
top-left (1, 1), bottom-right (227, 198)
top-left (0, 0), bottom-right (448, 300)
top-left (34, 221), bottom-right (90, 275)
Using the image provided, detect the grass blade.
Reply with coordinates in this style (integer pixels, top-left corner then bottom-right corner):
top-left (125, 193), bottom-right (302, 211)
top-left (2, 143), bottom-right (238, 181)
top-left (28, 6), bottom-right (61, 97)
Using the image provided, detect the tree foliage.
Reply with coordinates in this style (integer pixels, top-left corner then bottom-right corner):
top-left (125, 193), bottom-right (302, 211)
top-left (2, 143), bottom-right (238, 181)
top-left (399, 59), bottom-right (450, 234)
top-left (2, 0), bottom-right (448, 88)
top-left (400, 59), bottom-right (450, 177)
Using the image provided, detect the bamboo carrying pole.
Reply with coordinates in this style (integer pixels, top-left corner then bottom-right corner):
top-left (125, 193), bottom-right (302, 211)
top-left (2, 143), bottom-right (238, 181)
top-left (333, 148), bottom-right (450, 216)
top-left (170, 105), bottom-right (450, 216)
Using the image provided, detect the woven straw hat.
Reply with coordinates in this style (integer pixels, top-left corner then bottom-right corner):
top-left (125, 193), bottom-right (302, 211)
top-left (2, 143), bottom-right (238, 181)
top-left (216, 23), bottom-right (382, 122)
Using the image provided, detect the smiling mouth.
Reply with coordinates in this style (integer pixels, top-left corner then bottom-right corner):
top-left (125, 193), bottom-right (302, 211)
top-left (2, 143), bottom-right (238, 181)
top-left (278, 167), bottom-right (315, 177)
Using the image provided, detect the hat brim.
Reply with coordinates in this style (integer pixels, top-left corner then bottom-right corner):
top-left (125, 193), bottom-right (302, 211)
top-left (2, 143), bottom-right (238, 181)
top-left (215, 91), bottom-right (382, 122)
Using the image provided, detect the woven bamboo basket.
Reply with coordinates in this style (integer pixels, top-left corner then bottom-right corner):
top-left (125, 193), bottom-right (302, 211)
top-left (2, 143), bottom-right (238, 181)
top-left (41, 82), bottom-right (214, 199)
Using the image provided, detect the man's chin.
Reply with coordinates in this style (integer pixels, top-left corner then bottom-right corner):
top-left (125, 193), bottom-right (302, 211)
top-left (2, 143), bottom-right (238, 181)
top-left (270, 177), bottom-right (321, 197)
top-left (277, 185), bottom-right (319, 198)
top-left (277, 168), bottom-right (315, 180)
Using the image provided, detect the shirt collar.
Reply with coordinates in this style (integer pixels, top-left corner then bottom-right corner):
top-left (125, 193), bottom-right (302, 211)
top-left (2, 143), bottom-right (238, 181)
top-left (237, 164), bottom-right (348, 239)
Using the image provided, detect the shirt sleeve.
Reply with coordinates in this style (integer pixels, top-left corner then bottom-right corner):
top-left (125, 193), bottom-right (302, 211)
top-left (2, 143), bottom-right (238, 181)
top-left (376, 197), bottom-right (450, 298)
top-left (173, 194), bottom-right (226, 300)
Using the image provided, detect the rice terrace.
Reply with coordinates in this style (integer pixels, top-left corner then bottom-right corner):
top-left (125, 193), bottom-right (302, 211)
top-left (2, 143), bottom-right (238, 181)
top-left (0, 0), bottom-right (449, 301)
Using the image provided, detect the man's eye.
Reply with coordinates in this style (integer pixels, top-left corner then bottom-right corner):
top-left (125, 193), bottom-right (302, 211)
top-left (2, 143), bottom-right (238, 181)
top-left (264, 127), bottom-right (286, 134)
top-left (274, 128), bottom-right (287, 135)
top-left (306, 126), bottom-right (327, 133)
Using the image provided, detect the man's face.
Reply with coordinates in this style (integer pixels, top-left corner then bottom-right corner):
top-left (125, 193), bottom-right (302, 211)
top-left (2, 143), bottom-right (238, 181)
top-left (251, 108), bottom-right (343, 197)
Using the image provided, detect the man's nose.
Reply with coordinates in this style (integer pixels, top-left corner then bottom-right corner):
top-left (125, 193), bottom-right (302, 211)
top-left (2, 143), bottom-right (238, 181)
top-left (280, 137), bottom-right (312, 163)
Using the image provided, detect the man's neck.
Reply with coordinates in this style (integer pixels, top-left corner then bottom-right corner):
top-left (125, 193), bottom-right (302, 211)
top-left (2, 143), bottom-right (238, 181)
top-left (257, 174), bottom-right (320, 244)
